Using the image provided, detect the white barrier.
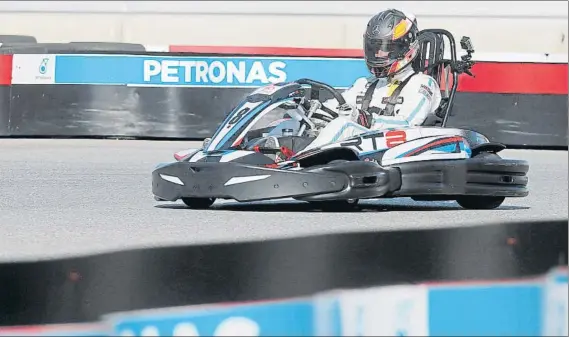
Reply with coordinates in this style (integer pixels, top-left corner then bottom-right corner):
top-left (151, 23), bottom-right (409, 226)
top-left (0, 1), bottom-right (566, 53)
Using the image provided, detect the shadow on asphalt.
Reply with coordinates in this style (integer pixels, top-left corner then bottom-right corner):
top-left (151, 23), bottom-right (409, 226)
top-left (154, 199), bottom-right (530, 213)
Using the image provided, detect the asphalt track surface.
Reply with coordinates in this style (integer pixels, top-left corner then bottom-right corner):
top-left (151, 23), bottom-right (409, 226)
top-left (0, 139), bottom-right (567, 261)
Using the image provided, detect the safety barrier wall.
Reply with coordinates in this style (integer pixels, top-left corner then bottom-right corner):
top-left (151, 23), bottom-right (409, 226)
top-left (1, 269), bottom-right (567, 336)
top-left (0, 44), bottom-right (567, 148)
top-left (0, 220), bottom-right (567, 336)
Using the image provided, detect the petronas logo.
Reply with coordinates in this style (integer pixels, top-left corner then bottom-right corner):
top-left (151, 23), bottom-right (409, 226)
top-left (39, 58), bottom-right (49, 74)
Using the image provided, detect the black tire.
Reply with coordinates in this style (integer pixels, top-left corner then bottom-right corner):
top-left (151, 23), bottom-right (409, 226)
top-left (311, 199), bottom-right (360, 212)
top-left (307, 159), bottom-right (361, 211)
top-left (455, 151), bottom-right (506, 209)
top-left (181, 197), bottom-right (216, 209)
top-left (456, 195), bottom-right (506, 210)
top-left (472, 152), bottom-right (501, 160)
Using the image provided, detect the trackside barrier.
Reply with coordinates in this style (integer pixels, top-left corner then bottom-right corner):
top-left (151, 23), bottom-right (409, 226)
top-left (0, 267), bottom-right (566, 336)
top-left (0, 48), bottom-right (567, 147)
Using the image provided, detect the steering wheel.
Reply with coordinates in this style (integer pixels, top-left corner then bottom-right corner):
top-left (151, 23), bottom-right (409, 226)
top-left (296, 78), bottom-right (346, 120)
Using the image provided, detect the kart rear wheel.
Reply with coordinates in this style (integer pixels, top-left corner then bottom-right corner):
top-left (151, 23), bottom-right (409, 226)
top-left (181, 197), bottom-right (216, 209)
top-left (456, 195), bottom-right (506, 210)
top-left (310, 199), bottom-right (360, 212)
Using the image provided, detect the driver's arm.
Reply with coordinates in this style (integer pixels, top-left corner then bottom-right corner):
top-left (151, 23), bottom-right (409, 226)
top-left (372, 75), bottom-right (441, 129)
top-left (320, 77), bottom-right (369, 117)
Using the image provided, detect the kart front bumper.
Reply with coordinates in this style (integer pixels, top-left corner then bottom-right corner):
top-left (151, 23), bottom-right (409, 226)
top-left (152, 161), bottom-right (396, 203)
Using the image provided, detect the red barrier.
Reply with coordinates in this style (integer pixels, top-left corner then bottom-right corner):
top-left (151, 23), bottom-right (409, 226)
top-left (169, 45), bottom-right (364, 57)
top-left (0, 55), bottom-right (13, 85)
top-left (458, 62), bottom-right (568, 95)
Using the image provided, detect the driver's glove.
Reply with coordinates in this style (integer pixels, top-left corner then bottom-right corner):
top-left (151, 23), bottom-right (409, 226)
top-left (336, 103), bottom-right (360, 122)
top-left (311, 118), bottom-right (328, 130)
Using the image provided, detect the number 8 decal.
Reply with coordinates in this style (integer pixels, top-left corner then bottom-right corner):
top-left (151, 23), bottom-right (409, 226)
top-left (227, 107), bottom-right (250, 126)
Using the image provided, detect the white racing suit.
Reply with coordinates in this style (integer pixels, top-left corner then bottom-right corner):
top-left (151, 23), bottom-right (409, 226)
top-left (305, 67), bottom-right (442, 150)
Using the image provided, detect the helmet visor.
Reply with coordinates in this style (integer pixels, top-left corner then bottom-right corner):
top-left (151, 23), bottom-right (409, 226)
top-left (364, 37), bottom-right (408, 67)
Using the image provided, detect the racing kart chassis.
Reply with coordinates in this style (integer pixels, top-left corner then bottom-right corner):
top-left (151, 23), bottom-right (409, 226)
top-left (151, 29), bottom-right (530, 211)
top-left (152, 153), bottom-right (529, 210)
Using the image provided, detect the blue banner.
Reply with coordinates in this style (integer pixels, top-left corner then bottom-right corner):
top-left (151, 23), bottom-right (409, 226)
top-left (314, 282), bottom-right (544, 336)
top-left (106, 299), bottom-right (314, 336)
top-left (53, 54), bottom-right (370, 88)
top-left (428, 283), bottom-right (543, 336)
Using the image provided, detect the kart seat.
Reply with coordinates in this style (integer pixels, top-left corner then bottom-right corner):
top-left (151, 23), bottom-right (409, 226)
top-left (413, 29), bottom-right (458, 127)
top-left (422, 113), bottom-right (443, 127)
top-left (422, 91), bottom-right (450, 126)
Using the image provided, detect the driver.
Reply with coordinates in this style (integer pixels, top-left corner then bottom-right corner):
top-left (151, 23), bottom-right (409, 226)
top-left (303, 8), bottom-right (442, 150)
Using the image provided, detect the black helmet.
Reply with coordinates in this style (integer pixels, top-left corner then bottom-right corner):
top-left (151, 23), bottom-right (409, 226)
top-left (363, 9), bottom-right (420, 78)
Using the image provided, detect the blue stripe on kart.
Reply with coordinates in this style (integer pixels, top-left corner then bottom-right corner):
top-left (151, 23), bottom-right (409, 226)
top-left (331, 121), bottom-right (369, 143)
top-left (460, 141), bottom-right (472, 157)
top-left (215, 100), bottom-right (272, 150)
top-left (358, 147), bottom-right (389, 157)
top-left (215, 97), bottom-right (299, 151)
top-left (396, 141), bottom-right (463, 159)
top-left (431, 143), bottom-right (460, 154)
top-left (209, 101), bottom-right (247, 144)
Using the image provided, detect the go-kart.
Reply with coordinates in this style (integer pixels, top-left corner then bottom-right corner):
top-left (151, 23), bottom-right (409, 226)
top-left (152, 30), bottom-right (529, 211)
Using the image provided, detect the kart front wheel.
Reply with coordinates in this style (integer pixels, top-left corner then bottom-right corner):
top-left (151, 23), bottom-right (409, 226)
top-left (310, 199), bottom-right (360, 212)
top-left (455, 195), bottom-right (505, 210)
top-left (181, 197), bottom-right (216, 209)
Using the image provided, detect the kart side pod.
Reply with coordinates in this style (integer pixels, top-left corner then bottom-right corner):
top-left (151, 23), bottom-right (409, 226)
top-left (381, 135), bottom-right (471, 166)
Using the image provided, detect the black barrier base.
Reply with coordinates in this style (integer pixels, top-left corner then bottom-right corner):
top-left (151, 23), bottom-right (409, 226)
top-left (0, 86), bottom-right (9, 136)
top-left (0, 220), bottom-right (566, 326)
top-left (448, 93), bottom-right (568, 148)
top-left (7, 85), bottom-right (249, 140)
top-left (3, 85), bottom-right (568, 147)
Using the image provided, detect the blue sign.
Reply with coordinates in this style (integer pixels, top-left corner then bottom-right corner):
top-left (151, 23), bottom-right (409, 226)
top-left (53, 54), bottom-right (369, 88)
top-left (107, 299), bottom-right (315, 336)
top-left (428, 282), bottom-right (543, 336)
top-left (314, 282), bottom-right (545, 336)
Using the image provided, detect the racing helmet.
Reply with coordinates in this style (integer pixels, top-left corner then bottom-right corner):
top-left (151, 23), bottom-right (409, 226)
top-left (363, 9), bottom-right (420, 78)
